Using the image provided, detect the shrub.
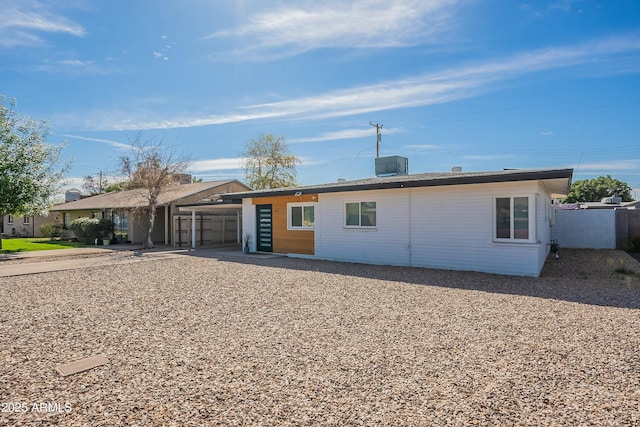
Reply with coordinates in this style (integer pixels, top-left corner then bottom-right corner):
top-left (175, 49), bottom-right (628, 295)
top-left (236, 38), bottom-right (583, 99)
top-left (626, 237), bottom-right (640, 253)
top-left (69, 217), bottom-right (114, 244)
top-left (40, 223), bottom-right (62, 240)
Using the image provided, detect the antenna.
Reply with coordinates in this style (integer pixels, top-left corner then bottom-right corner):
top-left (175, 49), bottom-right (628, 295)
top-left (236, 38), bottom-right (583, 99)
top-left (370, 122), bottom-right (383, 159)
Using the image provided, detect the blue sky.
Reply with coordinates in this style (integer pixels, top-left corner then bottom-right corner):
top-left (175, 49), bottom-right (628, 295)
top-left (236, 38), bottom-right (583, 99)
top-left (1, 0), bottom-right (640, 197)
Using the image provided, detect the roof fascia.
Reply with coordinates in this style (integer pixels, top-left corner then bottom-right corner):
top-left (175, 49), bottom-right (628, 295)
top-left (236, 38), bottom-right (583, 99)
top-left (222, 169), bottom-right (573, 200)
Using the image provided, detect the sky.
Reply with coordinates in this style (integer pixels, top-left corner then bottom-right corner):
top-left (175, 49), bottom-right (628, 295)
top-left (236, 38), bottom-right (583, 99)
top-left (1, 0), bottom-right (640, 198)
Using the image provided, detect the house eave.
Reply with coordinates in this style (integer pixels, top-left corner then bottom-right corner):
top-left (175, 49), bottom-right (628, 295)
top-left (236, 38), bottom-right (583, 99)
top-left (222, 168), bottom-right (574, 200)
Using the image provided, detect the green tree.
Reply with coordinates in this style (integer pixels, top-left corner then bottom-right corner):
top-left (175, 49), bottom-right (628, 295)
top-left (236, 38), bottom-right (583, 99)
top-left (564, 175), bottom-right (633, 203)
top-left (104, 181), bottom-right (128, 193)
top-left (120, 135), bottom-right (190, 249)
top-left (242, 133), bottom-right (299, 190)
top-left (0, 95), bottom-right (69, 249)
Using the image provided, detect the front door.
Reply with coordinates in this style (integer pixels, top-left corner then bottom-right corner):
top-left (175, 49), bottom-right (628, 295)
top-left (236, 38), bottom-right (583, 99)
top-left (256, 204), bottom-right (273, 252)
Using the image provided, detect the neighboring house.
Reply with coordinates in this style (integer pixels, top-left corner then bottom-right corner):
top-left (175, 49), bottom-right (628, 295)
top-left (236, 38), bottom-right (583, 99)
top-left (223, 168), bottom-right (573, 277)
top-left (1, 212), bottom-right (60, 238)
top-left (51, 180), bottom-right (250, 245)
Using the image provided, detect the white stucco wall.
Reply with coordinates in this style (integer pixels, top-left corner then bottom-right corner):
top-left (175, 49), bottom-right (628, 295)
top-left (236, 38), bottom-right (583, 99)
top-left (242, 180), bottom-right (556, 277)
top-left (242, 198), bottom-right (257, 252)
top-left (314, 181), bottom-right (549, 277)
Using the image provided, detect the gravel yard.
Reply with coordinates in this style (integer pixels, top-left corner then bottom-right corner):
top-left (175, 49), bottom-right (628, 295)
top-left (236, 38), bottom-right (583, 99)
top-left (1, 249), bottom-right (639, 426)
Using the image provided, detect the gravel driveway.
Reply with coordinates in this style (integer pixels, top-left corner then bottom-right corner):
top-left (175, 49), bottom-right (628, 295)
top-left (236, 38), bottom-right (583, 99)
top-left (1, 249), bottom-right (639, 426)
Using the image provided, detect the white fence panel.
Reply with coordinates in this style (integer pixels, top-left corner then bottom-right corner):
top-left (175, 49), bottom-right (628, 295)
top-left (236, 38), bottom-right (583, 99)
top-left (552, 209), bottom-right (616, 249)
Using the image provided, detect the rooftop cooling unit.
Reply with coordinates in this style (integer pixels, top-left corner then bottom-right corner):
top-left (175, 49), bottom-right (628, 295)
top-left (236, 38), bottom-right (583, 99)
top-left (375, 155), bottom-right (409, 177)
top-left (601, 196), bottom-right (622, 204)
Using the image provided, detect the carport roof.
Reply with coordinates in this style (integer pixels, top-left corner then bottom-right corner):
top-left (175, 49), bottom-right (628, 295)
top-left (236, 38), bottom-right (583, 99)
top-left (52, 180), bottom-right (239, 211)
top-left (222, 168), bottom-right (574, 200)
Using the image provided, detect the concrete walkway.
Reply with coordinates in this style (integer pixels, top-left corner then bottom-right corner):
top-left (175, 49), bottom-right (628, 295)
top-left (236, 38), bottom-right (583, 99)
top-left (0, 245), bottom-right (189, 277)
top-left (0, 244), bottom-right (134, 261)
top-left (0, 244), bottom-right (269, 277)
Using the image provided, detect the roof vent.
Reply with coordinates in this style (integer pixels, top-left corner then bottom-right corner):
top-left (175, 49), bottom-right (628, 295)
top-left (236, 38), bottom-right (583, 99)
top-left (375, 155), bottom-right (408, 177)
top-left (451, 166), bottom-right (462, 173)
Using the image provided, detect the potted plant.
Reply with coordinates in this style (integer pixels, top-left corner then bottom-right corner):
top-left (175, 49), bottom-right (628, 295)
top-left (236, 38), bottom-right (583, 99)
top-left (243, 233), bottom-right (251, 254)
top-left (99, 218), bottom-right (114, 246)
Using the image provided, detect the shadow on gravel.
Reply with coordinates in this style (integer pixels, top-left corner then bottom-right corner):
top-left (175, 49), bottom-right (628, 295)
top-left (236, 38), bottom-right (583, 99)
top-left (185, 248), bottom-right (640, 309)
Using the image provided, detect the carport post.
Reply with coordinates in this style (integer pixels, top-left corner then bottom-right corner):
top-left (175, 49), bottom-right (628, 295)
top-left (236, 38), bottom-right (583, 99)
top-left (237, 211), bottom-right (241, 244)
top-left (191, 210), bottom-right (196, 249)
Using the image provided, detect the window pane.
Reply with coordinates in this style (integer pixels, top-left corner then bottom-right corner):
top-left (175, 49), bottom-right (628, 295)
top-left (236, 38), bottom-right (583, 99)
top-left (514, 197), bottom-right (529, 239)
top-left (291, 206), bottom-right (302, 227)
top-left (496, 198), bottom-right (511, 239)
top-left (346, 203), bottom-right (360, 226)
top-left (303, 206), bottom-right (314, 227)
top-left (361, 202), bottom-right (376, 226)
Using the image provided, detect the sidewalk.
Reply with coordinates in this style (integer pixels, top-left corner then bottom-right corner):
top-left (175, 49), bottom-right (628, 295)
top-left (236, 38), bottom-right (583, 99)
top-left (0, 244), bottom-right (133, 262)
top-left (0, 244), bottom-right (251, 277)
top-left (0, 245), bottom-right (192, 277)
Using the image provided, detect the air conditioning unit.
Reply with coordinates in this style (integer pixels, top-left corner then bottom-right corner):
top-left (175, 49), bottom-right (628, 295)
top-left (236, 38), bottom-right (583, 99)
top-left (375, 156), bottom-right (409, 177)
top-left (601, 196), bottom-right (622, 204)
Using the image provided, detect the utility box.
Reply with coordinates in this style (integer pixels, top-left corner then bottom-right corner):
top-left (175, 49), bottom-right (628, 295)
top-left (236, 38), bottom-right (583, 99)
top-left (375, 156), bottom-right (409, 177)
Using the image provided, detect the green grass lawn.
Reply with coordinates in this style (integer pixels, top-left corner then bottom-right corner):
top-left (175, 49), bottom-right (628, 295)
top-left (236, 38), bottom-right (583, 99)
top-left (0, 238), bottom-right (90, 254)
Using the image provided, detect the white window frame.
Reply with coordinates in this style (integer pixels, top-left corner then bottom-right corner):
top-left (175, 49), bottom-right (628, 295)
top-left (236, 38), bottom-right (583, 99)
top-left (344, 201), bottom-right (377, 228)
top-left (287, 202), bottom-right (315, 230)
top-left (23, 216), bottom-right (30, 225)
top-left (493, 195), bottom-right (535, 243)
top-left (7, 215), bottom-right (13, 224)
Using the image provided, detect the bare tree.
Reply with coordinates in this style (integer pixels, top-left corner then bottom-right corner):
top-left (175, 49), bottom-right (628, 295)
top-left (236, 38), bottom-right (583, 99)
top-left (120, 135), bottom-right (190, 249)
top-left (82, 174), bottom-right (101, 195)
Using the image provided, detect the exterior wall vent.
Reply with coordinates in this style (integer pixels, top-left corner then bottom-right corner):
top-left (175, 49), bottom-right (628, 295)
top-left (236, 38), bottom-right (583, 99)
top-left (375, 155), bottom-right (409, 177)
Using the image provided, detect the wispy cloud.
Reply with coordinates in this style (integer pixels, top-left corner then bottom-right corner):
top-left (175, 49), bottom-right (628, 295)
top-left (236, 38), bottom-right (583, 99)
top-left (33, 59), bottom-right (115, 75)
top-left (520, 0), bottom-right (587, 20)
top-left (289, 127), bottom-right (402, 143)
top-left (539, 131), bottom-right (554, 136)
top-left (59, 134), bottom-right (134, 150)
top-left (0, 0), bottom-right (86, 48)
top-left (152, 34), bottom-right (173, 61)
top-left (65, 33), bottom-right (640, 131)
top-left (403, 144), bottom-right (440, 150)
top-left (203, 0), bottom-right (464, 60)
top-left (577, 159), bottom-right (640, 171)
top-left (153, 52), bottom-right (169, 61)
top-left (464, 154), bottom-right (516, 160)
top-left (189, 156), bottom-right (325, 173)
top-left (190, 158), bottom-right (243, 172)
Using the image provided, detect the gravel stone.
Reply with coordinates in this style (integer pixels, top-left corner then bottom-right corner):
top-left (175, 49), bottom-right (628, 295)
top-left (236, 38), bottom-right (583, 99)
top-left (1, 248), bottom-right (639, 426)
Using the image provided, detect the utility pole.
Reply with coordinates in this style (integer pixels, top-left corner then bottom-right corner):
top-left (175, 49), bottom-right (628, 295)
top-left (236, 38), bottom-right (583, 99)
top-left (370, 122), bottom-right (383, 159)
top-left (99, 171), bottom-right (103, 194)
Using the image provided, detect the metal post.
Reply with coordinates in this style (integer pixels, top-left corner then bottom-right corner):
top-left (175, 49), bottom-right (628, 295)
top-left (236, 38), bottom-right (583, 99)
top-left (191, 210), bottom-right (196, 249)
top-left (237, 211), bottom-right (241, 244)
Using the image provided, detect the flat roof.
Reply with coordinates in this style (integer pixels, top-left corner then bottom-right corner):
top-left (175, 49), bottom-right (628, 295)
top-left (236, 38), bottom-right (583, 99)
top-left (222, 168), bottom-right (573, 200)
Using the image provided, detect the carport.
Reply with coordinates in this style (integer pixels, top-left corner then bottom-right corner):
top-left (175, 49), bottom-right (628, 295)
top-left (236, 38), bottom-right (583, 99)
top-left (176, 202), bottom-right (243, 249)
